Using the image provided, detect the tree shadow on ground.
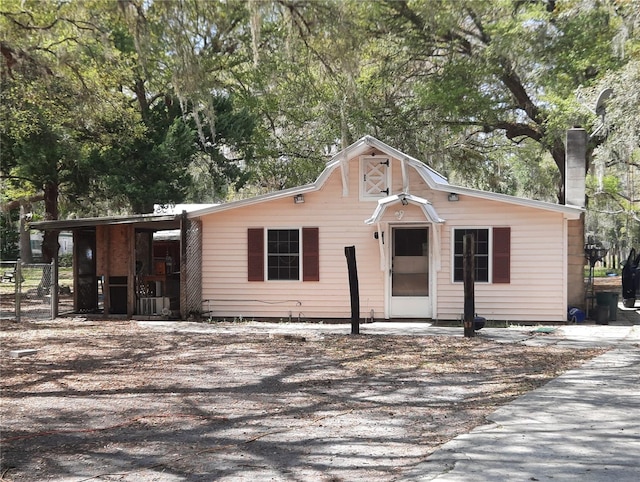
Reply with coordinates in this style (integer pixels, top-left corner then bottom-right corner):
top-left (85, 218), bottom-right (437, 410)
top-left (0, 321), bottom-right (603, 481)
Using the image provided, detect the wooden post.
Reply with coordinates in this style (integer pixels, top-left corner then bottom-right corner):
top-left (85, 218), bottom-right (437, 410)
top-left (344, 246), bottom-right (360, 335)
top-left (463, 234), bottom-right (475, 338)
top-left (180, 210), bottom-right (188, 320)
top-left (51, 258), bottom-right (58, 319)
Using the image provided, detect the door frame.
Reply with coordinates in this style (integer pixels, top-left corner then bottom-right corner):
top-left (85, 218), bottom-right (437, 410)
top-left (386, 223), bottom-right (434, 319)
top-left (73, 228), bottom-right (98, 313)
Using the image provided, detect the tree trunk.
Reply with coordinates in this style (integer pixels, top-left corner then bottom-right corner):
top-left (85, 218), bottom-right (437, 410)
top-left (134, 78), bottom-right (149, 121)
top-left (41, 181), bottom-right (59, 264)
top-left (551, 140), bottom-right (567, 204)
top-left (19, 204), bottom-right (33, 263)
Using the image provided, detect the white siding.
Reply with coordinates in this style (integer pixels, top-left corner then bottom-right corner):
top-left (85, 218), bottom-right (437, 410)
top-left (199, 150), bottom-right (569, 322)
top-left (434, 196), bottom-right (567, 322)
top-left (201, 166), bottom-right (386, 320)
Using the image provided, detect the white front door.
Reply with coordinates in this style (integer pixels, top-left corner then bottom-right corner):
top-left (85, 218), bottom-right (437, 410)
top-left (389, 226), bottom-right (432, 318)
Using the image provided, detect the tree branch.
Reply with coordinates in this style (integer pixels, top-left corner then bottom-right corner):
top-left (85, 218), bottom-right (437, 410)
top-left (0, 10), bottom-right (60, 30)
top-left (0, 193), bottom-right (45, 213)
top-left (499, 58), bottom-right (545, 126)
top-left (441, 119), bottom-right (543, 143)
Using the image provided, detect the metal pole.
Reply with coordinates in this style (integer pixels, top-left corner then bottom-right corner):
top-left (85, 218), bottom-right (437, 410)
top-left (15, 258), bottom-right (21, 323)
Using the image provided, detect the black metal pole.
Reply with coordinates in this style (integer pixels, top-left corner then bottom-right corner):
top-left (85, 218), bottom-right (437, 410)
top-left (344, 246), bottom-right (360, 335)
top-left (463, 234), bottom-right (475, 338)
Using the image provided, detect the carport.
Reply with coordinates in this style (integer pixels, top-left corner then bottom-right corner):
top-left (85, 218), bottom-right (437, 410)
top-left (30, 211), bottom-right (203, 320)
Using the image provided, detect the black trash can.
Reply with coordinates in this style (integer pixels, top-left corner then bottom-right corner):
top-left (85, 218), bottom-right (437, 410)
top-left (595, 291), bottom-right (618, 323)
top-left (595, 305), bottom-right (609, 324)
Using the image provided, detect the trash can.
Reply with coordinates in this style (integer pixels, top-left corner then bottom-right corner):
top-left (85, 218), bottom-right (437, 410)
top-left (595, 291), bottom-right (618, 323)
top-left (568, 306), bottom-right (585, 324)
top-left (595, 304), bottom-right (609, 324)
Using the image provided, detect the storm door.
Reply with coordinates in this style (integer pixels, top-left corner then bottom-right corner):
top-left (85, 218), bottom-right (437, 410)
top-left (74, 229), bottom-right (98, 313)
top-left (389, 226), bottom-right (432, 318)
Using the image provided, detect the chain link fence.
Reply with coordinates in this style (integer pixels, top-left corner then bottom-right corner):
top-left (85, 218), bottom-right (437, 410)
top-left (0, 261), bottom-right (18, 320)
top-left (0, 260), bottom-right (68, 322)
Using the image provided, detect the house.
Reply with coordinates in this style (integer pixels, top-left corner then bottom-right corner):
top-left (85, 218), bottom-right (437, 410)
top-left (29, 231), bottom-right (73, 260)
top-left (31, 135), bottom-right (586, 323)
top-left (187, 135), bottom-right (585, 323)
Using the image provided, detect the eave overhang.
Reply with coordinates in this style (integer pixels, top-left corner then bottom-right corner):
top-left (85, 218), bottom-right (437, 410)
top-left (431, 184), bottom-right (584, 220)
top-left (365, 193), bottom-right (445, 225)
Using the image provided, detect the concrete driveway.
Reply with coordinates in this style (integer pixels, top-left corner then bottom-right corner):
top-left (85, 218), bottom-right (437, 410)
top-left (406, 321), bottom-right (640, 481)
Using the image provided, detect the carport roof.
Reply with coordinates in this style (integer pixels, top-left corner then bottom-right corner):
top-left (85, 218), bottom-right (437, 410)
top-left (30, 213), bottom-right (182, 231)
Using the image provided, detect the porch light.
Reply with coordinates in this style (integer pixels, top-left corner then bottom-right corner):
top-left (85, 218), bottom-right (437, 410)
top-left (293, 194), bottom-right (305, 204)
top-left (448, 193), bottom-right (459, 202)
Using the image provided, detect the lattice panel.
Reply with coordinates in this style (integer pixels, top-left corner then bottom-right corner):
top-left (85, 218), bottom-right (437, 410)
top-left (184, 219), bottom-right (202, 316)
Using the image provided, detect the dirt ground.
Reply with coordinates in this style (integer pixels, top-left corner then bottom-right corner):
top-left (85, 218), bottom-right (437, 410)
top-left (0, 318), bottom-right (604, 482)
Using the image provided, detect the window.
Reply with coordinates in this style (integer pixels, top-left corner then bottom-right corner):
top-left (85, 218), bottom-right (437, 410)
top-left (268, 229), bottom-right (300, 280)
top-left (248, 228), bottom-right (319, 282)
top-left (454, 229), bottom-right (489, 282)
top-left (452, 227), bottom-right (511, 284)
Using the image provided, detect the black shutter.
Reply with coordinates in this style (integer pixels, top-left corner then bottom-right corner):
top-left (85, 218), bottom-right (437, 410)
top-left (247, 228), bottom-right (264, 281)
top-left (302, 228), bottom-right (319, 281)
top-left (492, 227), bottom-right (511, 284)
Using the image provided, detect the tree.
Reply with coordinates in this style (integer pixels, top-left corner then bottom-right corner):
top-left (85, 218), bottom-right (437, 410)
top-left (2, 0), bottom-right (638, 247)
top-left (243, 0), bottom-right (635, 200)
top-left (185, 94), bottom-right (257, 202)
top-left (361, 0), bottom-right (635, 200)
top-left (113, 0), bottom-right (262, 207)
top-left (586, 60), bottom-right (640, 255)
top-left (89, 96), bottom-right (197, 214)
top-left (1, 0), bottom-right (137, 259)
top-left (0, 209), bottom-right (19, 261)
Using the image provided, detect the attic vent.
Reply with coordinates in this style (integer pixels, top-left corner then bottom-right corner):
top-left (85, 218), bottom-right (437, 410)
top-left (361, 155), bottom-right (391, 200)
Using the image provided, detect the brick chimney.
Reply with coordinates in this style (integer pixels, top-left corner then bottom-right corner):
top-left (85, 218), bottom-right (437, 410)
top-left (565, 127), bottom-right (587, 207)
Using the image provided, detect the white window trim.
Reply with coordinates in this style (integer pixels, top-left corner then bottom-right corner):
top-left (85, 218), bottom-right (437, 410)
top-left (359, 155), bottom-right (392, 201)
top-left (265, 227), bottom-right (302, 282)
top-left (451, 227), bottom-right (493, 284)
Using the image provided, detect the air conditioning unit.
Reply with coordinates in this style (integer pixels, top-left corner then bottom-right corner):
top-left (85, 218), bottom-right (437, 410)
top-left (137, 297), bottom-right (170, 315)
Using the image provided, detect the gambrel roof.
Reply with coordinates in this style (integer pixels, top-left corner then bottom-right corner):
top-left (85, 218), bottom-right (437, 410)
top-left (188, 135), bottom-right (583, 220)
